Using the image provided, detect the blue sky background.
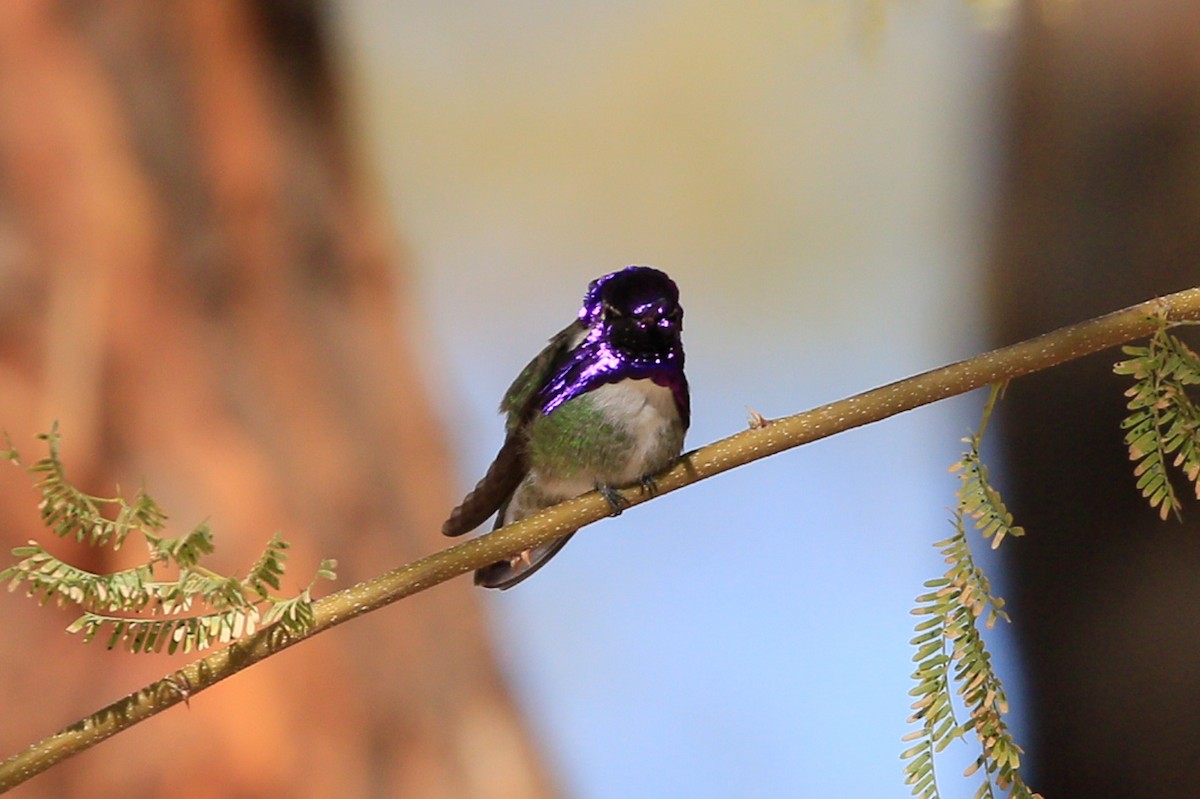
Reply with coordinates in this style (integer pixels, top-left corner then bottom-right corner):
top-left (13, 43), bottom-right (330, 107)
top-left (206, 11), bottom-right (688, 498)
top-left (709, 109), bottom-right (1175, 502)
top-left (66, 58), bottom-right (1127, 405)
top-left (335, 3), bottom-right (1023, 796)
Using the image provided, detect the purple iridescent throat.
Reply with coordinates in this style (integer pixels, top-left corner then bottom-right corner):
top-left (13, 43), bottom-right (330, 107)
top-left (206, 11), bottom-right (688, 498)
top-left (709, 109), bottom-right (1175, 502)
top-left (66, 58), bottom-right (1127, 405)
top-left (533, 267), bottom-right (690, 427)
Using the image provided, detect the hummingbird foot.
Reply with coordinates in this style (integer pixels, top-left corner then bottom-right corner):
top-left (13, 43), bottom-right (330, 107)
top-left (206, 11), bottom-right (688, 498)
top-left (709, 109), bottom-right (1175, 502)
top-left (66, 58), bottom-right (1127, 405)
top-left (638, 475), bottom-right (660, 497)
top-left (596, 482), bottom-right (630, 516)
top-left (509, 548), bottom-right (534, 569)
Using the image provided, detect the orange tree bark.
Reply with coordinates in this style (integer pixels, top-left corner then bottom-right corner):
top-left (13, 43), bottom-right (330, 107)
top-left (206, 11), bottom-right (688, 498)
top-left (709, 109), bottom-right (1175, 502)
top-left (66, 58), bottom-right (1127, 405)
top-left (0, 2), bottom-right (556, 797)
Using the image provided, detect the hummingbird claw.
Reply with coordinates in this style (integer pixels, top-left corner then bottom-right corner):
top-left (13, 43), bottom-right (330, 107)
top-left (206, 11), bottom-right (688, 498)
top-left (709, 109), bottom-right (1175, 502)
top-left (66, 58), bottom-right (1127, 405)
top-left (638, 475), bottom-right (659, 497)
top-left (596, 483), bottom-right (630, 515)
top-left (510, 548), bottom-right (534, 568)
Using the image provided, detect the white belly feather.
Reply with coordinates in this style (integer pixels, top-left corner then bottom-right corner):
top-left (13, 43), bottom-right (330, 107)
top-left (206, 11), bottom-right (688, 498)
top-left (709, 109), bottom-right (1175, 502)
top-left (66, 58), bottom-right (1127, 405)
top-left (585, 378), bottom-right (681, 482)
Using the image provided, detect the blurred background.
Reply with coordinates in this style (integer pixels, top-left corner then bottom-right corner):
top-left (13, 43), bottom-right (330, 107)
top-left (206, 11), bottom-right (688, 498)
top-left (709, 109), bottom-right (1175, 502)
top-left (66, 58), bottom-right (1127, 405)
top-left (1, 1), bottom-right (1198, 797)
top-left (341, 1), bottom-right (1002, 797)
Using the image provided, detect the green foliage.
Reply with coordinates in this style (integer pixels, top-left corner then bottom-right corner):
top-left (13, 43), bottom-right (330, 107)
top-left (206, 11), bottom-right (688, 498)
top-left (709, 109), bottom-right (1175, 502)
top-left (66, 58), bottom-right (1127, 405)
top-left (0, 428), bottom-right (336, 653)
top-left (903, 318), bottom-right (1199, 797)
top-left (1115, 319), bottom-right (1200, 520)
top-left (7, 425), bottom-right (168, 550)
top-left (903, 385), bottom-right (1040, 799)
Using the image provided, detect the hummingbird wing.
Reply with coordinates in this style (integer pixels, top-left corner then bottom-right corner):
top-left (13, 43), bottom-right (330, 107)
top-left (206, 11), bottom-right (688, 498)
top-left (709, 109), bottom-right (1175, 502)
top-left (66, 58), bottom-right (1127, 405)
top-left (441, 320), bottom-right (584, 537)
top-left (440, 434), bottom-right (525, 537)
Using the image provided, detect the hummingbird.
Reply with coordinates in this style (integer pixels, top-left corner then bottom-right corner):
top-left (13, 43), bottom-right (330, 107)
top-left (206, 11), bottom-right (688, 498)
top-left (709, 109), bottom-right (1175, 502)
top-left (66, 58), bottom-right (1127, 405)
top-left (443, 266), bottom-right (689, 589)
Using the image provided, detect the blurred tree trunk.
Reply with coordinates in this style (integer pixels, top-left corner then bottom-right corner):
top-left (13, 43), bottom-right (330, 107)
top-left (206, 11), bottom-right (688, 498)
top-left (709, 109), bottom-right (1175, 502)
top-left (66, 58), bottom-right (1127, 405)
top-left (0, 2), bottom-right (556, 797)
top-left (991, 0), bottom-right (1200, 795)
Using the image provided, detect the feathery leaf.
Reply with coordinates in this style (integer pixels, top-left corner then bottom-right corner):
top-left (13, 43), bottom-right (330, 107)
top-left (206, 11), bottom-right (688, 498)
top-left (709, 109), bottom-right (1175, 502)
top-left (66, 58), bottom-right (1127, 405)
top-left (2, 429), bottom-right (338, 654)
top-left (902, 385), bottom-right (1041, 799)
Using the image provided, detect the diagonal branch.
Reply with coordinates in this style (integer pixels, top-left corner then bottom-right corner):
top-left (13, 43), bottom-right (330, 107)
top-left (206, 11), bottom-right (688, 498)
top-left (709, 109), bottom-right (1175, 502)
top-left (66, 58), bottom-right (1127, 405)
top-left (3, 286), bottom-right (1200, 792)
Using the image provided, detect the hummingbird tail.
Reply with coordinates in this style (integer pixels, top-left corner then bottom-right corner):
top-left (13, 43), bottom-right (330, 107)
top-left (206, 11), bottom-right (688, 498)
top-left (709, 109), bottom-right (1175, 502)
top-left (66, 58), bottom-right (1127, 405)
top-left (442, 435), bottom-right (525, 536)
top-left (474, 532), bottom-right (577, 589)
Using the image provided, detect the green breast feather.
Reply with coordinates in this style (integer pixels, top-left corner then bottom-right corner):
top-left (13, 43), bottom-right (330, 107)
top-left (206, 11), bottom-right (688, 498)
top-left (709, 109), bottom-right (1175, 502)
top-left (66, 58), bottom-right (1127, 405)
top-left (524, 393), bottom-right (632, 478)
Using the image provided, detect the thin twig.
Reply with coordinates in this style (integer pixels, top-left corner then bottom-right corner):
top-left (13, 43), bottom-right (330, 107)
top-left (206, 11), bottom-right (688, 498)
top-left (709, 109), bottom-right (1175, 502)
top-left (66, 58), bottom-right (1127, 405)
top-left (2, 286), bottom-right (1199, 792)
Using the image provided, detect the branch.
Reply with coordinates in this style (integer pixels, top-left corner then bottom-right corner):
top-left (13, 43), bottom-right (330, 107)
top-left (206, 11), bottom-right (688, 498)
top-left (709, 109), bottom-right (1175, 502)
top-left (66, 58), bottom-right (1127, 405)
top-left (3, 286), bottom-right (1200, 791)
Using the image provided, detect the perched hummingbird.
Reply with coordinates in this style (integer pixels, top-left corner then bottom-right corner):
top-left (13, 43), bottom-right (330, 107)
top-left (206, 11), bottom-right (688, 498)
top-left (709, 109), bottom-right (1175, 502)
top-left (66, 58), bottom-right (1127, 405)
top-left (443, 266), bottom-right (689, 589)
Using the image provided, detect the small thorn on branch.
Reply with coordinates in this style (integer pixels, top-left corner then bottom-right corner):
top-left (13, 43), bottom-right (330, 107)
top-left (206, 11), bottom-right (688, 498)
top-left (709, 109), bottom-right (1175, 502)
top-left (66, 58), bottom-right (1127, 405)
top-left (746, 407), bottom-right (771, 429)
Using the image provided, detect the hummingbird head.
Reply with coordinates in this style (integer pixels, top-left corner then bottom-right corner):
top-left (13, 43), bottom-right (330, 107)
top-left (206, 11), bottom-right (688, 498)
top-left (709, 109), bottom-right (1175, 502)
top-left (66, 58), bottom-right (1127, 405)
top-left (580, 266), bottom-right (683, 359)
